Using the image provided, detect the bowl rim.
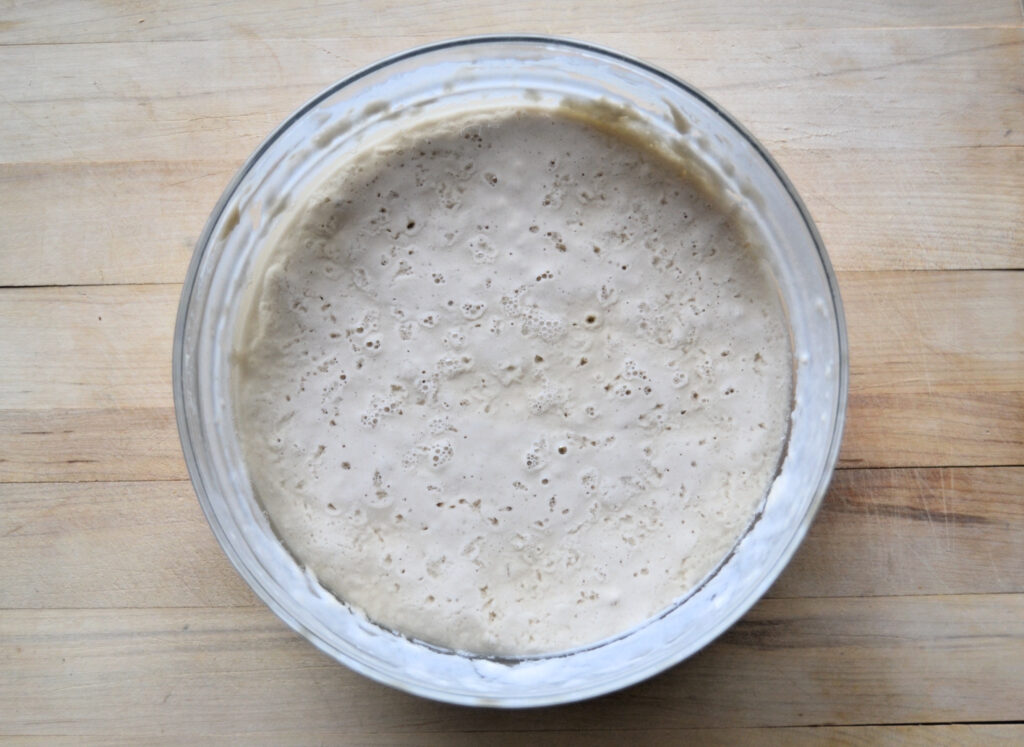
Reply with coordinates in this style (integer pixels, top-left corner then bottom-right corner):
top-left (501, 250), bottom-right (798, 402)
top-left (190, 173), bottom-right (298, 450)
top-left (173, 33), bottom-right (849, 707)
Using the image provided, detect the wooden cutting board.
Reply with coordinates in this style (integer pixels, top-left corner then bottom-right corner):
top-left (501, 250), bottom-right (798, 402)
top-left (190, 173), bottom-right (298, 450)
top-left (1, 1), bottom-right (1022, 741)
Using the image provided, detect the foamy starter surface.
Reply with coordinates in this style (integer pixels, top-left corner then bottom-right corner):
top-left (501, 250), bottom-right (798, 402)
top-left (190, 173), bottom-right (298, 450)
top-left (233, 107), bottom-right (792, 655)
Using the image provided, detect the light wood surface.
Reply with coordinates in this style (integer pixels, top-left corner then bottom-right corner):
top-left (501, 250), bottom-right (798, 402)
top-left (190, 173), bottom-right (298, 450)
top-left (1, 1), bottom-right (1021, 742)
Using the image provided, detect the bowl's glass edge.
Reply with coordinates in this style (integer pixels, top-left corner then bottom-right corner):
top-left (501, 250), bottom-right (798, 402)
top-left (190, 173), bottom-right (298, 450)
top-left (172, 33), bottom-right (850, 708)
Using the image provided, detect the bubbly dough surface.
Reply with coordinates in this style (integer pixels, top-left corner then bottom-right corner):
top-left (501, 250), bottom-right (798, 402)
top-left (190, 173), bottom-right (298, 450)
top-left (234, 108), bottom-right (792, 655)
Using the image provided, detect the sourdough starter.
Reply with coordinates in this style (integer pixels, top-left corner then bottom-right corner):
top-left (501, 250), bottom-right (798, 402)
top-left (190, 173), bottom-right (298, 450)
top-left (233, 106), bottom-right (792, 655)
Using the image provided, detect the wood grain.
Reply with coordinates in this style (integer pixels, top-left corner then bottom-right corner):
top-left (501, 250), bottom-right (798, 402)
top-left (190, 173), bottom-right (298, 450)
top-left (777, 146), bottom-right (1024, 273)
top-left (771, 466), bottom-right (1024, 598)
top-left (838, 271), bottom-right (1024, 468)
top-left (2, 468), bottom-right (1021, 610)
top-left (2, 0), bottom-right (1020, 44)
top-left (0, 408), bottom-right (182, 484)
top-left (7, 726), bottom-right (1022, 746)
top-left (0, 481), bottom-right (256, 610)
top-left (2, 144), bottom-right (1020, 288)
top-left (0, 285), bottom-right (173, 412)
top-left (0, 161), bottom-right (218, 287)
top-left (1, 30), bottom-right (1021, 167)
top-left (1, 0), bottom-right (1022, 737)
top-left (1, 271), bottom-right (1019, 483)
top-left (2, 595), bottom-right (1022, 734)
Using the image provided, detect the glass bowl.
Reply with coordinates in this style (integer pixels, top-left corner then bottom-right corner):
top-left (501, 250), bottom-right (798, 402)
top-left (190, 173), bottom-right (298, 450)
top-left (173, 35), bottom-right (848, 707)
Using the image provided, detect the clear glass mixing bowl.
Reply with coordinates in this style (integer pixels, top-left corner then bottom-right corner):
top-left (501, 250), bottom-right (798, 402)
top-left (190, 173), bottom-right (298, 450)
top-left (173, 35), bottom-right (848, 707)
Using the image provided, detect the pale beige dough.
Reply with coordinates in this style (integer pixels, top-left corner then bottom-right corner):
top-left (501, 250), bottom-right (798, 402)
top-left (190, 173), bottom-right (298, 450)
top-left (234, 107), bottom-right (792, 655)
